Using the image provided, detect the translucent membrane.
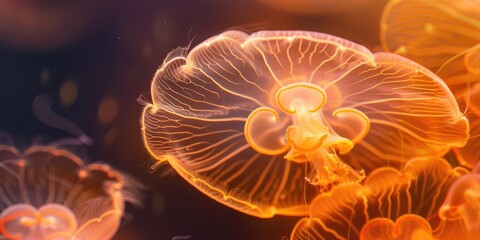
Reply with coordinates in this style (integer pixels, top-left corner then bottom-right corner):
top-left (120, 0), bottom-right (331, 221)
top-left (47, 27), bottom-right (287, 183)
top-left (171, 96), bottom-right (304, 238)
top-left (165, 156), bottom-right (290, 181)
top-left (141, 30), bottom-right (469, 217)
top-left (381, 0), bottom-right (480, 96)
top-left (465, 44), bottom-right (480, 75)
top-left (440, 163), bottom-right (480, 240)
top-left (454, 117), bottom-right (480, 168)
top-left (291, 157), bottom-right (469, 240)
top-left (454, 84), bottom-right (480, 167)
top-left (469, 83), bottom-right (480, 116)
top-left (0, 204), bottom-right (76, 240)
top-left (360, 214), bottom-right (436, 240)
top-left (382, 0), bottom-right (480, 169)
top-left (0, 145), bottom-right (137, 240)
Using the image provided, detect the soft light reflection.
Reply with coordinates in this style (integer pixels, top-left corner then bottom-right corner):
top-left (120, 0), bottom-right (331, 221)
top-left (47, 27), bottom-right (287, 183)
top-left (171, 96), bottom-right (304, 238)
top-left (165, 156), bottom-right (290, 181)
top-left (59, 79), bottom-right (78, 108)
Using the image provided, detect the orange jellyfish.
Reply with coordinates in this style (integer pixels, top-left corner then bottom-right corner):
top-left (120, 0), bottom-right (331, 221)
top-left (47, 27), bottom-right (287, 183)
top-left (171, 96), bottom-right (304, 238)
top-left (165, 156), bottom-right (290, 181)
top-left (440, 162), bottom-right (480, 240)
top-left (381, 0), bottom-right (480, 168)
top-left (291, 157), bottom-right (470, 240)
top-left (0, 145), bottom-right (140, 240)
top-left (381, 0), bottom-right (480, 97)
top-left (141, 30), bottom-right (469, 218)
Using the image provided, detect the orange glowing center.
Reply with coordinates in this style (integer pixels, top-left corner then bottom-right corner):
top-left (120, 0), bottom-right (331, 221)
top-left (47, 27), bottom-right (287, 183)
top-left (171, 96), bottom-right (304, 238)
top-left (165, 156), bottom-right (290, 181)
top-left (245, 82), bottom-right (369, 186)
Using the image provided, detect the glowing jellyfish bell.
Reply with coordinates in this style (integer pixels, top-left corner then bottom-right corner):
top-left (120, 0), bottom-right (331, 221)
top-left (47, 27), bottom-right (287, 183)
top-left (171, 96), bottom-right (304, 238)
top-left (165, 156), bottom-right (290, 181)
top-left (0, 145), bottom-right (139, 240)
top-left (141, 30), bottom-right (469, 218)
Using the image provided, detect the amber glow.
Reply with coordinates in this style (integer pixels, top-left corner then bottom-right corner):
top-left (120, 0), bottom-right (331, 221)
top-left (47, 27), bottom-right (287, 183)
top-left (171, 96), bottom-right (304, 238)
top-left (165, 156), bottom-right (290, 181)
top-left (246, 82), bottom-right (367, 186)
top-left (0, 145), bottom-right (139, 240)
top-left (291, 157), bottom-right (470, 240)
top-left (360, 215), bottom-right (435, 240)
top-left (141, 30), bottom-right (469, 218)
top-left (468, 84), bottom-right (480, 116)
top-left (454, 116), bottom-right (480, 168)
top-left (0, 204), bottom-right (77, 239)
top-left (382, 0), bottom-right (480, 170)
top-left (439, 164), bottom-right (480, 240)
top-left (244, 107), bottom-right (289, 156)
top-left (465, 44), bottom-right (480, 75)
top-left (381, 0), bottom-right (480, 97)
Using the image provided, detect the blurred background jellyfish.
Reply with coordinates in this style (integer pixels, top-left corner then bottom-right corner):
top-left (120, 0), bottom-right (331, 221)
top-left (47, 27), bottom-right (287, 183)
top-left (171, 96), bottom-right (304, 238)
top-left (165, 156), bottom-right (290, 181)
top-left (0, 144), bottom-right (140, 240)
top-left (141, 30), bottom-right (468, 218)
top-left (290, 157), bottom-right (470, 240)
top-left (440, 162), bottom-right (480, 240)
top-left (0, 0), bottom-right (112, 51)
top-left (381, 0), bottom-right (480, 98)
top-left (381, 0), bottom-right (480, 168)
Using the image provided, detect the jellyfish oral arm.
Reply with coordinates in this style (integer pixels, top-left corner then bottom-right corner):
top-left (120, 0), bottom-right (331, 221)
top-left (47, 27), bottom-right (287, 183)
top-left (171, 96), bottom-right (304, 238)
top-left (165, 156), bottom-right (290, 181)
top-left (245, 82), bottom-right (367, 188)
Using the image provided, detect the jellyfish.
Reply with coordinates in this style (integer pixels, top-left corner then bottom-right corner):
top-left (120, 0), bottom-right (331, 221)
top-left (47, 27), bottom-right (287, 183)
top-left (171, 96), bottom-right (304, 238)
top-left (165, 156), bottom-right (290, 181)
top-left (0, 145), bottom-right (140, 240)
top-left (439, 162), bottom-right (480, 240)
top-left (381, 0), bottom-right (480, 168)
top-left (381, 0), bottom-right (480, 97)
top-left (290, 157), bottom-right (470, 240)
top-left (141, 30), bottom-right (469, 218)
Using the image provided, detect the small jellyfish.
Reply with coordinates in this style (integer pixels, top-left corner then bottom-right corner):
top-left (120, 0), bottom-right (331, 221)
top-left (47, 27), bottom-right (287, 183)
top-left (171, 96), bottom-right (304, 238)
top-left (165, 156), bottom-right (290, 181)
top-left (291, 157), bottom-right (470, 240)
top-left (0, 145), bottom-right (140, 240)
top-left (381, 0), bottom-right (480, 97)
top-left (141, 30), bottom-right (469, 218)
top-left (439, 162), bottom-right (480, 240)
